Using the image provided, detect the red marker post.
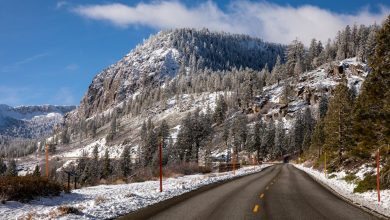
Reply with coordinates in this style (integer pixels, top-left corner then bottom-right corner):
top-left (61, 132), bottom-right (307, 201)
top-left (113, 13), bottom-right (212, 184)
top-left (376, 149), bottom-right (380, 203)
top-left (159, 141), bottom-right (163, 192)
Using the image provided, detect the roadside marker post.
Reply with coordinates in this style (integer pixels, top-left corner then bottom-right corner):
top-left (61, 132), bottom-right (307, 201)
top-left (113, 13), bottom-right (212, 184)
top-left (45, 144), bottom-right (49, 178)
top-left (253, 156), bottom-right (255, 172)
top-left (232, 150), bottom-right (236, 175)
top-left (376, 149), bottom-right (380, 204)
top-left (159, 140), bottom-right (163, 192)
top-left (324, 151), bottom-right (327, 178)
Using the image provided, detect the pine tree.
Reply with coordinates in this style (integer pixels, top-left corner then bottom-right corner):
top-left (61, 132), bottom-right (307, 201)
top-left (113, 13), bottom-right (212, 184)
top-left (323, 76), bottom-right (354, 164)
top-left (91, 145), bottom-right (100, 182)
top-left (213, 95), bottom-right (228, 124)
top-left (293, 111), bottom-right (305, 154)
top-left (353, 15), bottom-right (390, 157)
top-left (0, 157), bottom-right (7, 176)
top-left (269, 55), bottom-right (283, 85)
top-left (222, 122), bottom-right (230, 148)
top-left (310, 119), bottom-right (325, 159)
top-left (102, 148), bottom-right (111, 179)
top-left (33, 164), bottom-right (41, 177)
top-left (61, 125), bottom-right (70, 144)
top-left (106, 114), bottom-right (117, 142)
top-left (307, 38), bottom-right (318, 69)
top-left (263, 119), bottom-right (275, 158)
top-left (252, 120), bottom-right (263, 161)
top-left (319, 94), bottom-right (329, 119)
top-left (120, 146), bottom-right (131, 177)
top-left (286, 39), bottom-right (305, 76)
top-left (274, 119), bottom-right (286, 158)
top-left (6, 159), bottom-right (17, 177)
top-left (158, 120), bottom-right (170, 141)
top-left (77, 150), bottom-right (88, 176)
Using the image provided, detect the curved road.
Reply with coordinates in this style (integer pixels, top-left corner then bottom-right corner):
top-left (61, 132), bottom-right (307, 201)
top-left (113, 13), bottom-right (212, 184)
top-left (121, 164), bottom-right (380, 220)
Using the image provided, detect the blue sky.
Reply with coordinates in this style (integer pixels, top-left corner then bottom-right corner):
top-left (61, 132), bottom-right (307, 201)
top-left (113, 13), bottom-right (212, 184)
top-left (0, 0), bottom-right (389, 106)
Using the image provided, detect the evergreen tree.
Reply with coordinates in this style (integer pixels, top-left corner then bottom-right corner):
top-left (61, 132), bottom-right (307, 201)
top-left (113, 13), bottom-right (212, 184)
top-left (33, 164), bottom-right (41, 177)
top-left (102, 148), bottom-right (111, 179)
top-left (263, 119), bottom-right (275, 157)
top-left (251, 120), bottom-right (263, 160)
top-left (222, 121), bottom-right (230, 148)
top-left (48, 144), bottom-right (56, 154)
top-left (319, 94), bottom-right (329, 119)
top-left (120, 146), bottom-right (131, 177)
top-left (106, 114), bottom-right (117, 142)
top-left (6, 159), bottom-right (17, 177)
top-left (274, 119), bottom-right (286, 158)
top-left (91, 145), bottom-right (100, 182)
top-left (307, 38), bottom-right (318, 69)
top-left (231, 113), bottom-right (248, 152)
top-left (286, 39), bottom-right (305, 76)
top-left (158, 120), bottom-right (170, 141)
top-left (310, 119), bottom-right (325, 159)
top-left (0, 157), bottom-right (7, 176)
top-left (213, 95), bottom-right (227, 124)
top-left (323, 76), bottom-right (354, 164)
top-left (61, 125), bottom-right (70, 144)
top-left (353, 16), bottom-right (390, 157)
top-left (292, 111), bottom-right (304, 154)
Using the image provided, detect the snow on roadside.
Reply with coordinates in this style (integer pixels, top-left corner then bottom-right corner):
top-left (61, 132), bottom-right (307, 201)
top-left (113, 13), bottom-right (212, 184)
top-left (294, 164), bottom-right (390, 218)
top-left (0, 164), bottom-right (272, 220)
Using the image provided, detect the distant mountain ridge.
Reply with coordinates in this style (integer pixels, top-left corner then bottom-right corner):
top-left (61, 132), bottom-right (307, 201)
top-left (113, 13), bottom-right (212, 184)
top-left (0, 104), bottom-right (76, 138)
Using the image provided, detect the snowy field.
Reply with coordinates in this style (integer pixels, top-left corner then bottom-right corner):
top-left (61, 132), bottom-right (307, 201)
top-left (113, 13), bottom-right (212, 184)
top-left (0, 164), bottom-right (272, 220)
top-left (294, 164), bottom-right (390, 218)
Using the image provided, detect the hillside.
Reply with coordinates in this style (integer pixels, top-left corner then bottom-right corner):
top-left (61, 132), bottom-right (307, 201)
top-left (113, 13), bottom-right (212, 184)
top-left (0, 105), bottom-right (75, 157)
top-left (72, 29), bottom-right (285, 119)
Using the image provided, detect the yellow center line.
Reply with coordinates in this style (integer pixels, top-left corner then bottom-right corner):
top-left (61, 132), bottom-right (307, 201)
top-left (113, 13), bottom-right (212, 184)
top-left (266, 186), bottom-right (269, 190)
top-left (260, 193), bottom-right (264, 198)
top-left (253, 204), bottom-right (260, 213)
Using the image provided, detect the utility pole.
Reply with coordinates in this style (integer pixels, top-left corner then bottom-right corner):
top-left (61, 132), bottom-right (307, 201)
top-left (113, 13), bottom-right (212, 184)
top-left (45, 144), bottom-right (49, 178)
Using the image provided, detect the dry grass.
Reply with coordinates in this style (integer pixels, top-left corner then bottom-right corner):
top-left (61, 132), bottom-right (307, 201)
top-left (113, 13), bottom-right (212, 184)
top-left (57, 206), bottom-right (80, 216)
top-left (94, 196), bottom-right (107, 205)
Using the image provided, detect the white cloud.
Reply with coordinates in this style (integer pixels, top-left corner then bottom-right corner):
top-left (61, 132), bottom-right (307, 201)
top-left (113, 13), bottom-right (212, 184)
top-left (73, 1), bottom-right (389, 45)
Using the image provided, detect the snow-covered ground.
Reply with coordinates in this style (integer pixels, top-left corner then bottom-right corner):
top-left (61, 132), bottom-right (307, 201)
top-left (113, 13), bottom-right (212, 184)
top-left (0, 164), bottom-right (272, 220)
top-left (294, 164), bottom-right (390, 218)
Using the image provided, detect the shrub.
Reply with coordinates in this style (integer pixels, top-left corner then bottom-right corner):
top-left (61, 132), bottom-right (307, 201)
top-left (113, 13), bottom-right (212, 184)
top-left (57, 206), bottom-right (80, 216)
top-left (0, 176), bottom-right (62, 202)
top-left (354, 174), bottom-right (376, 193)
top-left (164, 162), bottom-right (212, 176)
top-left (94, 196), bottom-right (107, 205)
top-left (343, 173), bottom-right (358, 183)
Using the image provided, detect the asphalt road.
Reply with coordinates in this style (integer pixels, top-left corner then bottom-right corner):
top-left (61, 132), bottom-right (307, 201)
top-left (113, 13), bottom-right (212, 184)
top-left (121, 164), bottom-right (380, 220)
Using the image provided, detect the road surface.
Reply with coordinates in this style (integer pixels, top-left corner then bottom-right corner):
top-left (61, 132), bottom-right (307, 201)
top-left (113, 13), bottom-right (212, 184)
top-left (121, 164), bottom-right (380, 220)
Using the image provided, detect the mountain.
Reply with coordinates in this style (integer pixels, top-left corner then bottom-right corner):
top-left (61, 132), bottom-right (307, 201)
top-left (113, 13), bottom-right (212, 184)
top-left (0, 104), bottom-right (75, 139)
top-left (10, 25), bottom-right (377, 182)
top-left (73, 29), bottom-right (285, 119)
top-left (52, 28), bottom-right (370, 161)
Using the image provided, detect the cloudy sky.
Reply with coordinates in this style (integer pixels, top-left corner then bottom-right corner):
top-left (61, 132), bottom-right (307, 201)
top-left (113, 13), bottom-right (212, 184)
top-left (0, 0), bottom-right (389, 106)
